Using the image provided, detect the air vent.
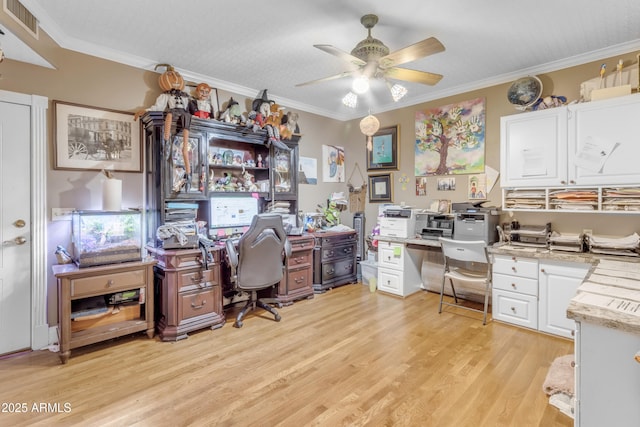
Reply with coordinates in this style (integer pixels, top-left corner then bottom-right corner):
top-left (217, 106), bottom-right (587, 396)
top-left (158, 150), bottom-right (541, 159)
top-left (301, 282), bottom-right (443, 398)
top-left (3, 0), bottom-right (38, 39)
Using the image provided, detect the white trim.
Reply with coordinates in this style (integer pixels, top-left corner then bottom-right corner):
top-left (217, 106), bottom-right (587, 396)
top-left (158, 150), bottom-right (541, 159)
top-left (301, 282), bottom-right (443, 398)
top-left (0, 89), bottom-right (49, 350)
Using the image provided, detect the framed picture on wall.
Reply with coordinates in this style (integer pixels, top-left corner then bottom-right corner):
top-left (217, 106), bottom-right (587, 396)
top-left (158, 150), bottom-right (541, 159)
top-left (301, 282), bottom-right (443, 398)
top-left (368, 173), bottom-right (393, 203)
top-left (366, 125), bottom-right (398, 171)
top-left (53, 100), bottom-right (142, 172)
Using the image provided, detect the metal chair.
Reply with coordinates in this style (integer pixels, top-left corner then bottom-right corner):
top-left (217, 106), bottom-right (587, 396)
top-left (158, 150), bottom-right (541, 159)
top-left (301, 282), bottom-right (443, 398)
top-left (438, 237), bottom-right (492, 325)
top-left (225, 213), bottom-right (292, 328)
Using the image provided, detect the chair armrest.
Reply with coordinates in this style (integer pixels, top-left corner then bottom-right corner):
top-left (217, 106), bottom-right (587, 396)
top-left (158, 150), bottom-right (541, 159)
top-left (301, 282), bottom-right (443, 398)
top-left (283, 238), bottom-right (292, 262)
top-left (225, 239), bottom-right (239, 281)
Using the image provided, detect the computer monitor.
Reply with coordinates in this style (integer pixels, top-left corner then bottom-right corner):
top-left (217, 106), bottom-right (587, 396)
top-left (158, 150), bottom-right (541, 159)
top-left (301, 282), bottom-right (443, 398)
top-left (209, 194), bottom-right (260, 240)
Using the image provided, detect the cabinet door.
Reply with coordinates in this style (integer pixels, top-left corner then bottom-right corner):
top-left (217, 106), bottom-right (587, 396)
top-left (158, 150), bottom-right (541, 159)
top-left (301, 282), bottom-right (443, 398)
top-left (538, 260), bottom-right (589, 338)
top-left (568, 94), bottom-right (640, 185)
top-left (272, 142), bottom-right (297, 198)
top-left (500, 107), bottom-right (568, 187)
top-left (165, 132), bottom-right (206, 199)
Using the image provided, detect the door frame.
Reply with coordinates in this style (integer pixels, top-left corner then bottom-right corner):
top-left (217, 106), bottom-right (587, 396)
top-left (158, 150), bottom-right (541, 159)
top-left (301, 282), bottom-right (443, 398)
top-left (0, 90), bottom-right (48, 350)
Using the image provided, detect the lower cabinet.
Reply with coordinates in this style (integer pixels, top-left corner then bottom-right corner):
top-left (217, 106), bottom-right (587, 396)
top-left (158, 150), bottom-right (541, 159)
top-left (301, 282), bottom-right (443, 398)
top-left (147, 246), bottom-right (225, 341)
top-left (492, 254), bottom-right (589, 337)
top-left (538, 260), bottom-right (589, 338)
top-left (377, 240), bottom-right (423, 297)
top-left (312, 230), bottom-right (357, 292)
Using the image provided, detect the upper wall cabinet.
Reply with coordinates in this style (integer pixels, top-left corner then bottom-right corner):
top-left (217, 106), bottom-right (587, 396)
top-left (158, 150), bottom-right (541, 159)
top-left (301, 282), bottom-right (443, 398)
top-left (501, 93), bottom-right (640, 188)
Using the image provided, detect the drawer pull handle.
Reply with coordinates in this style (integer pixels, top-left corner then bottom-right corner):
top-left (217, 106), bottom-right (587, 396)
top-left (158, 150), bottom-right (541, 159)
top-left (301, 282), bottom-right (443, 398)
top-left (295, 277), bottom-right (304, 284)
top-left (191, 300), bottom-right (206, 310)
top-left (511, 267), bottom-right (516, 272)
top-left (295, 257), bottom-right (303, 264)
top-left (511, 283), bottom-right (516, 288)
top-left (570, 361), bottom-right (576, 368)
top-left (510, 307), bottom-right (516, 312)
top-left (511, 256), bottom-right (516, 261)
top-left (540, 268), bottom-right (546, 273)
top-left (107, 279), bottom-right (114, 288)
top-left (635, 351), bottom-right (640, 364)
top-left (191, 274), bottom-right (204, 283)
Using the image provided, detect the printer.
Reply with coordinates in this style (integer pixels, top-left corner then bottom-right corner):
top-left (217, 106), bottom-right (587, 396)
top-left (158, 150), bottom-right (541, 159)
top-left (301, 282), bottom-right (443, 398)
top-left (379, 206), bottom-right (418, 238)
top-left (452, 202), bottom-right (500, 244)
top-left (414, 212), bottom-right (454, 240)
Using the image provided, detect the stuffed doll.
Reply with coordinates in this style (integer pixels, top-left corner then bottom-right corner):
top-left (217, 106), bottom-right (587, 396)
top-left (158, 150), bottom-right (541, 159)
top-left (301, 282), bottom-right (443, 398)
top-left (189, 83), bottom-right (218, 119)
top-left (134, 64), bottom-right (192, 189)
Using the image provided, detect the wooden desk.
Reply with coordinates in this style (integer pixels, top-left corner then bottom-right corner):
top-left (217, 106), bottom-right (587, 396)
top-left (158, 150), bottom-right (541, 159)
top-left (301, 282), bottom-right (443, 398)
top-left (53, 259), bottom-right (156, 364)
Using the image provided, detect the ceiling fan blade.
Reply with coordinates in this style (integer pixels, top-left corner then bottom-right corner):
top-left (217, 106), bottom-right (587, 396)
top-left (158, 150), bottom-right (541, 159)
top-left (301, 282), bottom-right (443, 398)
top-left (314, 44), bottom-right (366, 67)
top-left (384, 67), bottom-right (443, 86)
top-left (378, 37), bottom-right (445, 69)
top-left (295, 69), bottom-right (358, 87)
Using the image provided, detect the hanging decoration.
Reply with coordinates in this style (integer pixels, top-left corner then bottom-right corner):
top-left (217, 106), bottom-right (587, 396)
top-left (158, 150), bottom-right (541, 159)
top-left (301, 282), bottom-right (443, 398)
top-left (360, 114), bottom-right (380, 151)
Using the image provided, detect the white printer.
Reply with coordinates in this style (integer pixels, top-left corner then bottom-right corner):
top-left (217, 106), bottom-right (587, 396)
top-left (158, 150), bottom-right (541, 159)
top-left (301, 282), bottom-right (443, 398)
top-left (379, 207), bottom-right (419, 238)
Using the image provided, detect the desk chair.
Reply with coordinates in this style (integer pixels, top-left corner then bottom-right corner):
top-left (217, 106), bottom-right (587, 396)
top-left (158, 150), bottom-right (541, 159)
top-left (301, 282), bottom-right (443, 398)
top-left (438, 237), bottom-right (492, 325)
top-left (225, 213), bottom-right (292, 328)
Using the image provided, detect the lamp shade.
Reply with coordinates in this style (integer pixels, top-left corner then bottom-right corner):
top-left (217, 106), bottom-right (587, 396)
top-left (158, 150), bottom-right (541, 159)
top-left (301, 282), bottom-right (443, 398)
top-left (360, 114), bottom-right (380, 151)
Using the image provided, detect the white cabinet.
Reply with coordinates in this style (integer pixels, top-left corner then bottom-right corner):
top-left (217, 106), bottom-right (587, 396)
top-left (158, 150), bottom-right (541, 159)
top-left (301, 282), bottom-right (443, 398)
top-left (377, 241), bottom-right (423, 297)
top-left (500, 107), bottom-right (568, 187)
top-left (492, 255), bottom-right (539, 329)
top-left (538, 260), bottom-right (589, 338)
top-left (501, 93), bottom-right (640, 188)
top-left (574, 321), bottom-right (640, 427)
top-left (492, 255), bottom-right (589, 337)
top-left (569, 94), bottom-right (640, 186)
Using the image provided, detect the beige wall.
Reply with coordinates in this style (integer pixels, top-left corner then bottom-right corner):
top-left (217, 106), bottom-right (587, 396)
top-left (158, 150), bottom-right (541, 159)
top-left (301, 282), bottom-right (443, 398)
top-left (2, 10), bottom-right (639, 325)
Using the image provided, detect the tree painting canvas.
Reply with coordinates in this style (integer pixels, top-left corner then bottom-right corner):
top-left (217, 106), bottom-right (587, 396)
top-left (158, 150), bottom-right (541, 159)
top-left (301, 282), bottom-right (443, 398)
top-left (415, 98), bottom-right (485, 176)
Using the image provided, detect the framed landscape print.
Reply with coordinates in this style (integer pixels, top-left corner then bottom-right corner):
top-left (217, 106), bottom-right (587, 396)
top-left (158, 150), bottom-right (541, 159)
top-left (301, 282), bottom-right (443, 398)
top-left (53, 100), bottom-right (142, 172)
top-left (367, 125), bottom-right (398, 171)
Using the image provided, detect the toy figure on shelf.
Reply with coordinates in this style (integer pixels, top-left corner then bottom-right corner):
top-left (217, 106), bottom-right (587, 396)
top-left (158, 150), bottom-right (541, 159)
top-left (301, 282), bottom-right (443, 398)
top-left (134, 64), bottom-right (192, 191)
top-left (219, 97), bottom-right (246, 124)
top-left (189, 83), bottom-right (218, 120)
top-left (280, 111), bottom-right (300, 140)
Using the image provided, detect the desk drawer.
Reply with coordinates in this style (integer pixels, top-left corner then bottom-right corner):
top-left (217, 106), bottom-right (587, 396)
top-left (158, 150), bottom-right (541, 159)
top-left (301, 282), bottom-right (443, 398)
top-left (286, 266), bottom-right (312, 292)
top-left (378, 242), bottom-right (404, 269)
top-left (178, 287), bottom-right (216, 322)
top-left (492, 255), bottom-right (538, 279)
top-left (377, 267), bottom-right (403, 296)
top-left (493, 273), bottom-right (538, 297)
top-left (321, 243), bottom-right (355, 262)
top-left (177, 268), bottom-right (217, 293)
top-left (71, 269), bottom-right (146, 298)
top-left (492, 289), bottom-right (537, 329)
top-left (288, 251), bottom-right (312, 269)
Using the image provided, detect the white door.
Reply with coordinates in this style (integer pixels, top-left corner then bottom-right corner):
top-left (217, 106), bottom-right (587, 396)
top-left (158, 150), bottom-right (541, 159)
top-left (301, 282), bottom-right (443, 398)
top-left (0, 101), bottom-right (32, 354)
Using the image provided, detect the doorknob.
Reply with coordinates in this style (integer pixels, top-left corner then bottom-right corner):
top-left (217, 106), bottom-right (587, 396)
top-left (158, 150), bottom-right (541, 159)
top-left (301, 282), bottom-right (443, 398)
top-left (2, 236), bottom-right (27, 246)
top-left (14, 219), bottom-right (26, 228)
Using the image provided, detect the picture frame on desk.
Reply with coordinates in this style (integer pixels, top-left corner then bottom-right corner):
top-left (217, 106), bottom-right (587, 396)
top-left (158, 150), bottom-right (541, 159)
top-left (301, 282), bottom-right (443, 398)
top-left (368, 173), bottom-right (393, 203)
top-left (53, 100), bottom-right (142, 172)
top-left (366, 125), bottom-right (398, 171)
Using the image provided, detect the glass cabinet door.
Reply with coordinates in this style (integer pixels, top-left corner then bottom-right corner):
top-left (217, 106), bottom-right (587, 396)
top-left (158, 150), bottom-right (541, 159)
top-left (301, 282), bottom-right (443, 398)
top-left (165, 133), bottom-right (205, 199)
top-left (272, 143), bottom-right (297, 197)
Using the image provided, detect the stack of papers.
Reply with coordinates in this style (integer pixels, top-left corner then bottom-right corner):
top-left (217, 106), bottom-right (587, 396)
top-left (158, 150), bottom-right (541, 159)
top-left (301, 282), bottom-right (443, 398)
top-left (549, 231), bottom-right (585, 252)
top-left (587, 233), bottom-right (640, 257)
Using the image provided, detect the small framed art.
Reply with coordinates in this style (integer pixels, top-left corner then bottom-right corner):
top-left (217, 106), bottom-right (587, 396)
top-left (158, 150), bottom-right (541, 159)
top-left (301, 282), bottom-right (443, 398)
top-left (366, 125), bottom-right (398, 171)
top-left (368, 173), bottom-right (393, 203)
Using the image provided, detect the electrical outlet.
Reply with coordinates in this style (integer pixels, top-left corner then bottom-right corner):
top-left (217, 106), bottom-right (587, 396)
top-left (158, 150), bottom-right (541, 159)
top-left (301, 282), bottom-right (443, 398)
top-left (52, 208), bottom-right (75, 221)
top-left (582, 229), bottom-right (593, 236)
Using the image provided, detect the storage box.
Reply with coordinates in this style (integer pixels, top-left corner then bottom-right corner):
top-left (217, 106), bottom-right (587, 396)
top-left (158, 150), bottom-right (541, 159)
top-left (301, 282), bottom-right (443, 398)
top-left (71, 304), bottom-right (142, 332)
top-left (71, 210), bottom-right (142, 267)
top-left (360, 260), bottom-right (378, 286)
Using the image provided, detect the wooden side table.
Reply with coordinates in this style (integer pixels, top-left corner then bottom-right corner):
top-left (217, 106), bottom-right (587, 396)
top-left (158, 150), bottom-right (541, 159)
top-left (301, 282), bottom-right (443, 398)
top-left (53, 259), bottom-right (156, 364)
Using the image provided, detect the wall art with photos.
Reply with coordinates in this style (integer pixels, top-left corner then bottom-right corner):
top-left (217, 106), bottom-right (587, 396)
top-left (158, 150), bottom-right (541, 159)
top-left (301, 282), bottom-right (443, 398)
top-left (368, 173), bottom-right (393, 203)
top-left (415, 97), bottom-right (485, 176)
top-left (367, 125), bottom-right (398, 171)
top-left (54, 101), bottom-right (142, 172)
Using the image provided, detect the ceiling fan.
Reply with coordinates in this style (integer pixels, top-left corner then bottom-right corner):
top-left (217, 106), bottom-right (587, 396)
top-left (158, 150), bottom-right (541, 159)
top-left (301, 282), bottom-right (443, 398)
top-left (296, 14), bottom-right (445, 94)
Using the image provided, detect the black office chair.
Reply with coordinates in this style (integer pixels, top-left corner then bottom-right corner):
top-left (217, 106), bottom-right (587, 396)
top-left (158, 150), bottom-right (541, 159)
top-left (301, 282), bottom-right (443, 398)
top-left (225, 213), bottom-right (292, 328)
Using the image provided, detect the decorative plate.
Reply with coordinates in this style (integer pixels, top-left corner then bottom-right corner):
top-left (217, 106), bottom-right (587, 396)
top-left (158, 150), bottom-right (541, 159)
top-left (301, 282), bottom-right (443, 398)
top-left (507, 76), bottom-right (543, 108)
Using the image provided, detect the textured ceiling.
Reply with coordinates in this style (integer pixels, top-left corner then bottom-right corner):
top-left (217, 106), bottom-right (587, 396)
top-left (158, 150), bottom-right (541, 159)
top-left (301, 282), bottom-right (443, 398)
top-left (17, 0), bottom-right (640, 120)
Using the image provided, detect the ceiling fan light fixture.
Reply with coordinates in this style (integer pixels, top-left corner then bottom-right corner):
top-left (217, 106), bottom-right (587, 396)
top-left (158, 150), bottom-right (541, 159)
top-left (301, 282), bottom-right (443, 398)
top-left (342, 92), bottom-right (358, 108)
top-left (352, 75), bottom-right (370, 94)
top-left (388, 82), bottom-right (408, 102)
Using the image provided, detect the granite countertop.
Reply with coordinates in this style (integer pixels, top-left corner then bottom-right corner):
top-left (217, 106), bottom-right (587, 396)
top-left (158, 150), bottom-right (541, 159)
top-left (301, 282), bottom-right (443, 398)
top-left (376, 238), bottom-right (640, 334)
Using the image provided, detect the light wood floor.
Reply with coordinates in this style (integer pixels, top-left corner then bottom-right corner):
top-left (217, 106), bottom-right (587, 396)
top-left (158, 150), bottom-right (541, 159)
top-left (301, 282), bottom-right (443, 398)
top-left (0, 284), bottom-right (573, 427)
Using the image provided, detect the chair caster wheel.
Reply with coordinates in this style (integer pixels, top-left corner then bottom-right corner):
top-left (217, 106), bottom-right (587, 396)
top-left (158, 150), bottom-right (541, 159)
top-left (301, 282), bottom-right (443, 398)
top-left (233, 321), bottom-right (243, 328)
top-left (275, 314), bottom-right (281, 322)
